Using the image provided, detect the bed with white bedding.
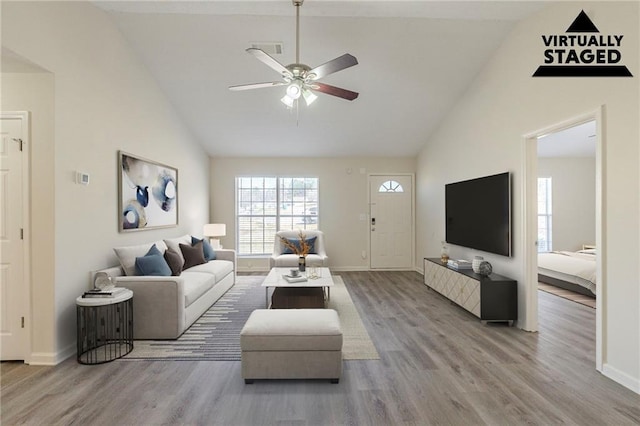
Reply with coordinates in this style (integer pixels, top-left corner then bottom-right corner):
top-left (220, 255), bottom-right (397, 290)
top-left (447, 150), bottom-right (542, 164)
top-left (538, 249), bottom-right (596, 296)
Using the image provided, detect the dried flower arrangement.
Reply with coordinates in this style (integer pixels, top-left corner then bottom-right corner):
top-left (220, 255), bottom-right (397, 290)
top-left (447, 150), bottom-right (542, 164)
top-left (280, 230), bottom-right (312, 256)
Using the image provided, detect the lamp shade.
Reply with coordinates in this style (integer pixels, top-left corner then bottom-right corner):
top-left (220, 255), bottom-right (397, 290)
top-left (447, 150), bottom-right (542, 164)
top-left (203, 223), bottom-right (226, 238)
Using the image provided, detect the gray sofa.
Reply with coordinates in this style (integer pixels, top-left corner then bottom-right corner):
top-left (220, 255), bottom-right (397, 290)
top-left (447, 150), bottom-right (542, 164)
top-left (98, 235), bottom-right (236, 339)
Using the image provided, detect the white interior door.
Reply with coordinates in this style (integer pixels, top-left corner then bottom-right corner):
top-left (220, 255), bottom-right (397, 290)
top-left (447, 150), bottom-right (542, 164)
top-left (369, 175), bottom-right (413, 269)
top-left (1, 115), bottom-right (29, 360)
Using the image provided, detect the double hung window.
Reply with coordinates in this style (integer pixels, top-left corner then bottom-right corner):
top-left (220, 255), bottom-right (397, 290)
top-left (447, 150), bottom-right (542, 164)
top-left (237, 177), bottom-right (318, 255)
top-left (537, 177), bottom-right (553, 253)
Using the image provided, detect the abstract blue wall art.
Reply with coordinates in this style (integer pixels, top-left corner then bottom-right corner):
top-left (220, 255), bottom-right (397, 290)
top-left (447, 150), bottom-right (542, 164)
top-left (119, 151), bottom-right (178, 232)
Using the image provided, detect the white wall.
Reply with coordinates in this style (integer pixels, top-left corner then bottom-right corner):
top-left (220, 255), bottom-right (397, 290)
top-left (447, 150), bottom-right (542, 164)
top-left (538, 157), bottom-right (595, 251)
top-left (2, 2), bottom-right (210, 363)
top-left (416, 2), bottom-right (639, 392)
top-left (210, 157), bottom-right (415, 271)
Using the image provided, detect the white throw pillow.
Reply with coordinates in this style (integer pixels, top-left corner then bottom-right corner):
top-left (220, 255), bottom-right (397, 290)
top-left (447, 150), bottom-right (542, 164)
top-left (163, 234), bottom-right (192, 265)
top-left (114, 240), bottom-right (168, 276)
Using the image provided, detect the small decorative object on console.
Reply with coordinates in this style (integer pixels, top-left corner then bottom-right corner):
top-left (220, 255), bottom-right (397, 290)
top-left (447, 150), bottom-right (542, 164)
top-left (472, 256), bottom-right (484, 274)
top-left (440, 241), bottom-right (450, 264)
top-left (478, 261), bottom-right (493, 276)
top-left (447, 259), bottom-right (472, 269)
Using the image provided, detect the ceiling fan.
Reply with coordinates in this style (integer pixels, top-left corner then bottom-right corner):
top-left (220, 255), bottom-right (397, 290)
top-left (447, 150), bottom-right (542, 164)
top-left (229, 0), bottom-right (359, 108)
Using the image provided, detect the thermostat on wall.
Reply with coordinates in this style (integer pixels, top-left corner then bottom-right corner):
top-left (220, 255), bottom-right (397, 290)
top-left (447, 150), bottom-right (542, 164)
top-left (76, 172), bottom-right (90, 185)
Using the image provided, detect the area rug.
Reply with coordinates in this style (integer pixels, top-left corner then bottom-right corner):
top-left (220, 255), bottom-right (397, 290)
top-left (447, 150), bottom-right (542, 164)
top-left (538, 282), bottom-right (596, 309)
top-left (122, 275), bottom-right (379, 361)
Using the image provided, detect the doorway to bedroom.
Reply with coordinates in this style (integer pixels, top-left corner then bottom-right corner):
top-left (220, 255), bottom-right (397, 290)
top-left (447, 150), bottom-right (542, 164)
top-left (523, 108), bottom-right (603, 371)
top-left (536, 120), bottom-right (597, 309)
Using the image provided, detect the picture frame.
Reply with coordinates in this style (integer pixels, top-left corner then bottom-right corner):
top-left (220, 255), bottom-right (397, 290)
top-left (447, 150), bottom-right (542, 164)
top-left (118, 151), bottom-right (178, 232)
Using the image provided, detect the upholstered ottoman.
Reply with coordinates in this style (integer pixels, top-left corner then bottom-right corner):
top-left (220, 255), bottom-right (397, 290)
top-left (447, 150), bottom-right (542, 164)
top-left (240, 309), bottom-right (343, 383)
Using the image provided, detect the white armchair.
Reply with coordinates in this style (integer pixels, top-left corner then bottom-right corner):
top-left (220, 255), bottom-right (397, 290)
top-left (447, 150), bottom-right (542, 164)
top-left (270, 230), bottom-right (329, 268)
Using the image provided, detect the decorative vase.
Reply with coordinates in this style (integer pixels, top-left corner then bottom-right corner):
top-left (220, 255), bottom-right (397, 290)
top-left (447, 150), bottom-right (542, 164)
top-left (472, 256), bottom-right (484, 274)
top-left (478, 261), bottom-right (493, 276)
top-left (298, 256), bottom-right (306, 272)
top-left (440, 243), bottom-right (450, 264)
top-left (94, 272), bottom-right (115, 291)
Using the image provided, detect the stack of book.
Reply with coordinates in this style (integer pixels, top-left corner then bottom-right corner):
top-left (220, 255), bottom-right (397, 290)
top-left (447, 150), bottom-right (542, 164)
top-left (82, 287), bottom-right (127, 298)
top-left (282, 274), bottom-right (308, 283)
top-left (447, 259), bottom-right (472, 270)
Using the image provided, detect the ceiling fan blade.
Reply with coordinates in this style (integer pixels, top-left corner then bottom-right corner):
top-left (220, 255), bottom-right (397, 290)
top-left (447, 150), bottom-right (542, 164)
top-left (310, 82), bottom-right (359, 101)
top-left (308, 54), bottom-right (358, 80)
top-left (246, 48), bottom-right (292, 78)
top-left (229, 82), bottom-right (285, 91)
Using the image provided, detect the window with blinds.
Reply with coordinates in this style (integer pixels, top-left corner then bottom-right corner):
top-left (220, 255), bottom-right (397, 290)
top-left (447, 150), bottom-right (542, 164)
top-left (237, 176), bottom-right (318, 255)
top-left (537, 177), bottom-right (552, 253)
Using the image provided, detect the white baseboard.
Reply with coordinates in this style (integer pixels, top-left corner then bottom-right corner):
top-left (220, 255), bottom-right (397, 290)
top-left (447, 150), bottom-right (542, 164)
top-left (603, 363), bottom-right (640, 394)
top-left (28, 352), bottom-right (59, 365)
top-left (28, 343), bottom-right (75, 365)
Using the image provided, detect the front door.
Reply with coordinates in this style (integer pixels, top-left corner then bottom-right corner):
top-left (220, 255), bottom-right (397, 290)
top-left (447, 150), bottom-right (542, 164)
top-left (369, 174), bottom-right (413, 269)
top-left (1, 114), bottom-right (29, 360)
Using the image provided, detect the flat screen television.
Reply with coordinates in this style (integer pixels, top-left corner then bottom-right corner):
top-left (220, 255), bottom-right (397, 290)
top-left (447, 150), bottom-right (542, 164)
top-left (445, 172), bottom-right (512, 257)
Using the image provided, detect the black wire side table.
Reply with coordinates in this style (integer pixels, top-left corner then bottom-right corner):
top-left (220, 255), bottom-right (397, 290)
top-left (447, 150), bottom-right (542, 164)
top-left (76, 289), bottom-right (133, 364)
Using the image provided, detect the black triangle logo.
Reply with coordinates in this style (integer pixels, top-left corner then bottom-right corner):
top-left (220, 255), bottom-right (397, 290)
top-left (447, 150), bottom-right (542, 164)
top-left (566, 10), bottom-right (599, 33)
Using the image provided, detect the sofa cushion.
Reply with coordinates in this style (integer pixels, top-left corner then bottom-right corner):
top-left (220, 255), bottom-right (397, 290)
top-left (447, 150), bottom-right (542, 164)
top-left (185, 260), bottom-right (234, 282)
top-left (163, 248), bottom-right (183, 276)
top-left (180, 241), bottom-right (206, 269)
top-left (273, 254), bottom-right (325, 267)
top-left (181, 271), bottom-right (216, 307)
top-left (191, 236), bottom-right (217, 261)
top-left (163, 234), bottom-right (191, 265)
top-left (114, 240), bottom-right (168, 276)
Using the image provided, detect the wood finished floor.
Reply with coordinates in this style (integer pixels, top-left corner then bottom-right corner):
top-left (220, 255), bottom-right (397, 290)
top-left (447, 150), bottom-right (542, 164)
top-left (2, 271), bottom-right (639, 425)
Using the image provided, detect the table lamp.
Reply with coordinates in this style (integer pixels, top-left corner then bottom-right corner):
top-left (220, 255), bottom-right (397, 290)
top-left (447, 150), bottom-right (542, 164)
top-left (203, 223), bottom-right (226, 249)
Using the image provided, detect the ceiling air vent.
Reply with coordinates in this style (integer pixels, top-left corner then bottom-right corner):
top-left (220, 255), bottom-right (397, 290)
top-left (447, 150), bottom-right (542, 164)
top-left (250, 42), bottom-right (284, 55)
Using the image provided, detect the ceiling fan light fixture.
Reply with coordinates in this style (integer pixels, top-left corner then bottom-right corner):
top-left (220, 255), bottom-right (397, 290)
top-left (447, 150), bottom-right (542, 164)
top-left (286, 80), bottom-right (303, 99)
top-left (280, 94), bottom-right (295, 108)
top-left (302, 88), bottom-right (317, 106)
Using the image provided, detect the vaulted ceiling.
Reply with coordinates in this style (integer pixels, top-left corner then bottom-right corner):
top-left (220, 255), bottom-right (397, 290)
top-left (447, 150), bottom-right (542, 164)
top-left (95, 1), bottom-right (547, 157)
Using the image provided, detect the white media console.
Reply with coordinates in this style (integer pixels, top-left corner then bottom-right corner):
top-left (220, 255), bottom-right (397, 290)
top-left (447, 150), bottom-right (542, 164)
top-left (423, 258), bottom-right (517, 325)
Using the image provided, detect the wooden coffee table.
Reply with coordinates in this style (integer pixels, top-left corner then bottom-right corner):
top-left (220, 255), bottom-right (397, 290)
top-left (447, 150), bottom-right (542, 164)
top-left (262, 267), bottom-right (333, 308)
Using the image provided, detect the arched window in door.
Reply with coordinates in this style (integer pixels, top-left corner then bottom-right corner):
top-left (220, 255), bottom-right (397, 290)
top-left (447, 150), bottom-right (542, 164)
top-left (378, 180), bottom-right (404, 193)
